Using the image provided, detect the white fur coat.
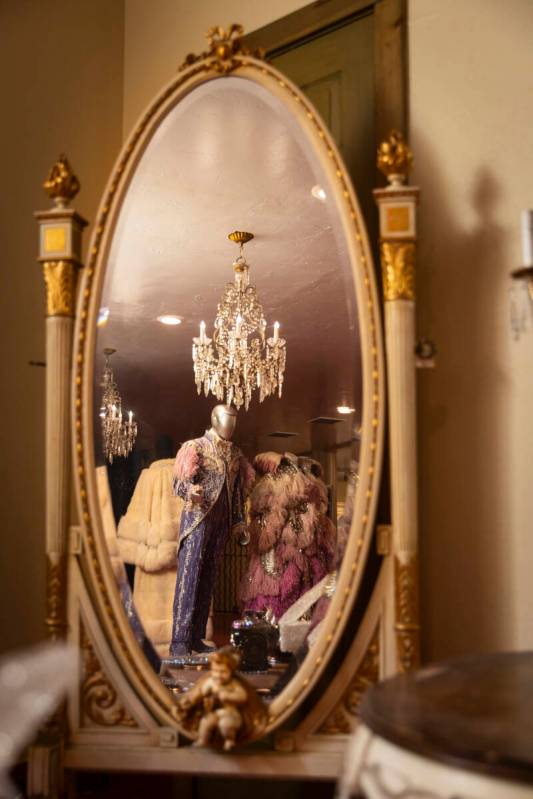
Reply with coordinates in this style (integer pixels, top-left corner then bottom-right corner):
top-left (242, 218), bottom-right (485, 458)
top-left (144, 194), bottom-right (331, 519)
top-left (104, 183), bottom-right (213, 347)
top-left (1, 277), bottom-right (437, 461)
top-left (117, 459), bottom-right (183, 572)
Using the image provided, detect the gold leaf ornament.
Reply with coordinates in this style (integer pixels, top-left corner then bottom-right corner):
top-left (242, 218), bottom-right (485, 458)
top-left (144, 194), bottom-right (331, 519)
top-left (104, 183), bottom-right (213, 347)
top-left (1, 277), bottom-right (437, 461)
top-left (377, 131), bottom-right (413, 186)
top-left (380, 241), bottom-right (415, 302)
top-left (43, 154), bottom-right (80, 206)
top-left (42, 260), bottom-right (78, 317)
top-left (179, 24), bottom-right (265, 74)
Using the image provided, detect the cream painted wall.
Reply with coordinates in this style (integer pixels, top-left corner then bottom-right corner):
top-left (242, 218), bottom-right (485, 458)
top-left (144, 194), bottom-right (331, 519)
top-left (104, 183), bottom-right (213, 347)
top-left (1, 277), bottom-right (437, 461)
top-left (0, 0), bottom-right (124, 652)
top-left (123, 0), bottom-right (309, 136)
top-left (410, 0), bottom-right (533, 657)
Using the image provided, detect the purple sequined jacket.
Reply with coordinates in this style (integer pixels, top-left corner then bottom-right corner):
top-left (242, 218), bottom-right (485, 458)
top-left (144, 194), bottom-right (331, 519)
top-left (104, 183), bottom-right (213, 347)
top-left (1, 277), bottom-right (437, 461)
top-left (172, 430), bottom-right (254, 543)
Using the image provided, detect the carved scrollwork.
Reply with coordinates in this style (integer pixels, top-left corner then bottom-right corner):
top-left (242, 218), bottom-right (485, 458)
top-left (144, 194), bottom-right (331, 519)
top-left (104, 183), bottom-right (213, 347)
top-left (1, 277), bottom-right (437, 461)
top-left (380, 241), bottom-right (415, 302)
top-left (395, 555), bottom-right (420, 673)
top-left (80, 623), bottom-right (137, 728)
top-left (319, 625), bottom-right (380, 734)
top-left (179, 24), bottom-right (264, 74)
top-left (42, 260), bottom-right (78, 317)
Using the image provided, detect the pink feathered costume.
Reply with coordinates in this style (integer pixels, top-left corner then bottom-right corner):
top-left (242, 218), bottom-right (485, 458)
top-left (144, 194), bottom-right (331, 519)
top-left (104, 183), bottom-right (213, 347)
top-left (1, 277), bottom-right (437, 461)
top-left (239, 452), bottom-right (336, 621)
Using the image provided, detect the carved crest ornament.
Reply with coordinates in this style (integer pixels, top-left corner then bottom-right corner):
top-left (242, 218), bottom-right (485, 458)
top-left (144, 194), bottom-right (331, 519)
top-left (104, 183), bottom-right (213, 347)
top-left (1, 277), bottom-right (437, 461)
top-left (179, 24), bottom-right (265, 74)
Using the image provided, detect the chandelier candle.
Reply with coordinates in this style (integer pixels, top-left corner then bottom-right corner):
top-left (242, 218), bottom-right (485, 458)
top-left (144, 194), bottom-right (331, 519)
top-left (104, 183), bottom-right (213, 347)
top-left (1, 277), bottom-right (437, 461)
top-left (192, 231), bottom-right (287, 411)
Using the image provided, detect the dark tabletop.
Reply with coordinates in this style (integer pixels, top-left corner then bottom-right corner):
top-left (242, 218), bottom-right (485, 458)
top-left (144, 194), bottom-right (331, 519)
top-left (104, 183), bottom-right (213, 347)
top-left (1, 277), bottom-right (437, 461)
top-left (360, 651), bottom-right (533, 785)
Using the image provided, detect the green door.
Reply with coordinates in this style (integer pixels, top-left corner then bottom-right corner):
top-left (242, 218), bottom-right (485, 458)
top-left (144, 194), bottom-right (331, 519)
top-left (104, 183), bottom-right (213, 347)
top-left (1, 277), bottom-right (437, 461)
top-left (271, 14), bottom-right (377, 245)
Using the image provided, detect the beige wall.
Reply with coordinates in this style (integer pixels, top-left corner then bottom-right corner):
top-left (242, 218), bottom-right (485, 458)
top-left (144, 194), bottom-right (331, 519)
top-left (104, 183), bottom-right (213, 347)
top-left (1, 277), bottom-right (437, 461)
top-left (410, 0), bottom-right (533, 657)
top-left (123, 0), bottom-right (309, 137)
top-left (0, 0), bottom-right (124, 652)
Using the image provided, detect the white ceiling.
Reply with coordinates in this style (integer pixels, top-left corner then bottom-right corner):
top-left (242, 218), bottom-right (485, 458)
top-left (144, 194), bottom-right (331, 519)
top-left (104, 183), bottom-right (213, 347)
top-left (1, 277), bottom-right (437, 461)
top-left (95, 77), bottom-right (363, 463)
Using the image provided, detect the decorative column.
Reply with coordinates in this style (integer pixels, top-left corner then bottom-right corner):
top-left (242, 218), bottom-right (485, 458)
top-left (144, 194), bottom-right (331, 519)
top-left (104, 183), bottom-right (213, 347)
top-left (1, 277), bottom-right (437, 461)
top-left (35, 155), bottom-right (87, 641)
top-left (373, 132), bottom-right (420, 672)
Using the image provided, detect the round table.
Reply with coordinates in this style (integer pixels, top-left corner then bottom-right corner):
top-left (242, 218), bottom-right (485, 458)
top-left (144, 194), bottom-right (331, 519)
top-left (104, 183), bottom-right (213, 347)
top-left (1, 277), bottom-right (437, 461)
top-left (339, 652), bottom-right (533, 798)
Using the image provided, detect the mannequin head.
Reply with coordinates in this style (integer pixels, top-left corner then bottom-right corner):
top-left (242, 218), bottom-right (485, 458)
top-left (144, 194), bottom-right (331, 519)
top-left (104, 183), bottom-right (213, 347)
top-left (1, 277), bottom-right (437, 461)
top-left (211, 405), bottom-right (237, 440)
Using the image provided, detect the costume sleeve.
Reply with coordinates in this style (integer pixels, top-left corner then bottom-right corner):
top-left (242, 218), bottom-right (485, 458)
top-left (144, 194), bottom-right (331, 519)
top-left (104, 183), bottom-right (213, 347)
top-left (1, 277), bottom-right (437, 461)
top-left (231, 456), bottom-right (255, 536)
top-left (172, 441), bottom-right (200, 500)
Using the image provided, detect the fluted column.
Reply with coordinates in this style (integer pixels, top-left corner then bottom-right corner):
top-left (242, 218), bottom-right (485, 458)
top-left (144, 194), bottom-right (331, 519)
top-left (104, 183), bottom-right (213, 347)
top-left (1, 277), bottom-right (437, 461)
top-left (373, 132), bottom-right (420, 673)
top-left (35, 155), bottom-right (87, 640)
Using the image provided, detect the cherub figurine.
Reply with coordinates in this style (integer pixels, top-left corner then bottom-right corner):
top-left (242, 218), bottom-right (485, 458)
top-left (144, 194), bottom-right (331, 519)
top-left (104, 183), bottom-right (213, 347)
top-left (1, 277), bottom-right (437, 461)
top-left (175, 647), bottom-right (267, 751)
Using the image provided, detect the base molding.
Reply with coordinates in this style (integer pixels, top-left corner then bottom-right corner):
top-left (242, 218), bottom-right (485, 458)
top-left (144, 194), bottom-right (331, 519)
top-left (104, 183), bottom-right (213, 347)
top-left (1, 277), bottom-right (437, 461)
top-left (63, 744), bottom-right (342, 781)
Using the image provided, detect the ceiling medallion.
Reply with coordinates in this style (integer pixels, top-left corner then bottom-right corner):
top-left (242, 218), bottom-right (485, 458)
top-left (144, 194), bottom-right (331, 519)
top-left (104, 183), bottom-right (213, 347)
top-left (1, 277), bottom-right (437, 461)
top-left (192, 232), bottom-right (286, 411)
top-left (99, 348), bottom-right (138, 463)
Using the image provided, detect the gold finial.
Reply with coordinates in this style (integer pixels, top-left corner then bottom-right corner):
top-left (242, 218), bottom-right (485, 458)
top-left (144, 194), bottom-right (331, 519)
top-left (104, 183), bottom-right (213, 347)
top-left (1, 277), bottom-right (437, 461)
top-left (377, 131), bottom-right (413, 187)
top-left (228, 231), bottom-right (254, 245)
top-left (43, 154), bottom-right (80, 207)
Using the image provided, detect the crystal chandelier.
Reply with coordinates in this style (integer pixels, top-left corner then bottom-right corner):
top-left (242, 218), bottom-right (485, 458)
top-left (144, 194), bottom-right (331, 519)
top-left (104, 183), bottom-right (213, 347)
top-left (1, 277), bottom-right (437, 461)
top-left (100, 348), bottom-right (138, 463)
top-left (192, 231), bottom-right (286, 411)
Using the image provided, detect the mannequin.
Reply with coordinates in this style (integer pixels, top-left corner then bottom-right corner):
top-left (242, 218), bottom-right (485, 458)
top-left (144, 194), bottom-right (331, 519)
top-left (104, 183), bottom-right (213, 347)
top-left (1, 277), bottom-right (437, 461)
top-left (169, 405), bottom-right (254, 655)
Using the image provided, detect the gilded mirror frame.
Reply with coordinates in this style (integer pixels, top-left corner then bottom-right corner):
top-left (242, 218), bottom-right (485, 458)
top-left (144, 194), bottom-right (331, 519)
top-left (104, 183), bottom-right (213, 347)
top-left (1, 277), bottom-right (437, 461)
top-left (72, 40), bottom-right (385, 738)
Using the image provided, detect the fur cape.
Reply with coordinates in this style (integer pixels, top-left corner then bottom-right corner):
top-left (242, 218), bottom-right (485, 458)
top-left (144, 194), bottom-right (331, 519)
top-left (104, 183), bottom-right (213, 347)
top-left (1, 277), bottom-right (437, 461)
top-left (117, 459), bottom-right (183, 572)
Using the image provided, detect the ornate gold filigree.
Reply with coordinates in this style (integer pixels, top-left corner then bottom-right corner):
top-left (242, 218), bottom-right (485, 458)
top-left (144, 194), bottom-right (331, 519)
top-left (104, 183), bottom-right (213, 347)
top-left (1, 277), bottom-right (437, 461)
top-left (172, 647), bottom-right (268, 750)
top-left (42, 260), bottom-right (78, 316)
top-left (46, 555), bottom-right (67, 640)
top-left (43, 154), bottom-right (80, 207)
top-left (319, 625), bottom-right (380, 734)
top-left (380, 241), bottom-right (415, 301)
top-left (80, 623), bottom-right (137, 728)
top-left (377, 130), bottom-right (413, 186)
top-left (395, 555), bottom-right (420, 673)
top-left (178, 24), bottom-right (264, 74)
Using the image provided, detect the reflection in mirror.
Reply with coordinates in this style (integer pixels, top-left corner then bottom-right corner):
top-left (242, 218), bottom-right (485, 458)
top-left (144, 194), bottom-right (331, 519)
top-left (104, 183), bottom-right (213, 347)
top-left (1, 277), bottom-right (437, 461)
top-left (94, 76), bottom-right (362, 702)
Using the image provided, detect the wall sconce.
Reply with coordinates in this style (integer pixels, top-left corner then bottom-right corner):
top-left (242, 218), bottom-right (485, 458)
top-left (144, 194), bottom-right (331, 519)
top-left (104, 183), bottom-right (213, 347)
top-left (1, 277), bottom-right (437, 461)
top-left (510, 210), bottom-right (533, 340)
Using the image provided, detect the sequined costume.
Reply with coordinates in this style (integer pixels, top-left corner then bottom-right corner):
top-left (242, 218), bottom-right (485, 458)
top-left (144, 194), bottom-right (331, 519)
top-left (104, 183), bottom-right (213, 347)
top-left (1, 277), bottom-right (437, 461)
top-left (239, 453), bottom-right (336, 620)
top-left (170, 430), bottom-right (254, 654)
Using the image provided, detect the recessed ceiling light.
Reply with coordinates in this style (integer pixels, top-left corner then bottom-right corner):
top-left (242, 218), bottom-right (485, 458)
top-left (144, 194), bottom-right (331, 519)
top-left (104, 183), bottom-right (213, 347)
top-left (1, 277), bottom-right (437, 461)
top-left (97, 307), bottom-right (110, 327)
top-left (157, 315), bottom-right (183, 326)
top-left (337, 405), bottom-right (355, 415)
top-left (311, 185), bottom-right (327, 201)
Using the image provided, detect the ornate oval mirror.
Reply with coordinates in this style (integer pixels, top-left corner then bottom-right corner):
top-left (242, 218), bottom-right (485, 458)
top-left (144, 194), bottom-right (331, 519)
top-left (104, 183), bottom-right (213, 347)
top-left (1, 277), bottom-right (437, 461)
top-left (74, 37), bottom-right (384, 740)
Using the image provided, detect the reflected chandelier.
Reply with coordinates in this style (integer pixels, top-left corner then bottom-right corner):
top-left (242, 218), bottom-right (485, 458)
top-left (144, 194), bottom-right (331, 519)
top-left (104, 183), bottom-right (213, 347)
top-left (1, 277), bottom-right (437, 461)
top-left (100, 348), bottom-right (138, 463)
top-left (192, 231), bottom-right (286, 411)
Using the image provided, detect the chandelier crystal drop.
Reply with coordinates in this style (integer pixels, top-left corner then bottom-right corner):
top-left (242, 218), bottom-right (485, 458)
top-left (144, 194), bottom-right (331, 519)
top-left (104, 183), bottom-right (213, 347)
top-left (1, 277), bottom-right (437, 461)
top-left (192, 231), bottom-right (287, 411)
top-left (100, 348), bottom-right (138, 463)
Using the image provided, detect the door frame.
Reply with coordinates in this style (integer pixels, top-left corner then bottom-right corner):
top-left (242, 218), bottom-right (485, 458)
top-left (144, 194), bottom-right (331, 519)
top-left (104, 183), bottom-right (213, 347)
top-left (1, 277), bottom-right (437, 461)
top-left (244, 0), bottom-right (408, 144)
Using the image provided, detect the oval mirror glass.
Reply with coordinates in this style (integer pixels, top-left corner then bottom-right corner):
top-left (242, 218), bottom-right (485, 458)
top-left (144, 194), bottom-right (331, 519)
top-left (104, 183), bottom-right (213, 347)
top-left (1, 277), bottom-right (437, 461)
top-left (82, 63), bottom-right (383, 733)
